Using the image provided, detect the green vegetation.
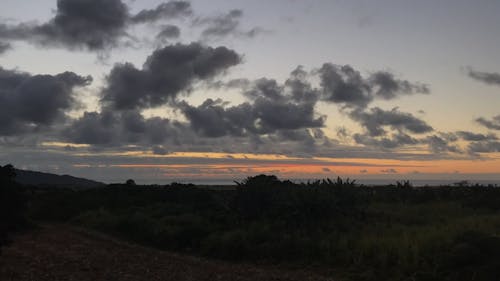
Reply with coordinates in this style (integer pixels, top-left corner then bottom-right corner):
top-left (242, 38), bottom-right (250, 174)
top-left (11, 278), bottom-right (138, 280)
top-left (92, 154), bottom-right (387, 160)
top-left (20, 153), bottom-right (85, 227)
top-left (6, 172), bottom-right (500, 280)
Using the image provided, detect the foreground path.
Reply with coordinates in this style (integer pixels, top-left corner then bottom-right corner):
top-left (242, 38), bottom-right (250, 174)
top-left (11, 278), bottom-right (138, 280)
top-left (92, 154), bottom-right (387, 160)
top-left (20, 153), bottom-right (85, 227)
top-left (0, 225), bottom-right (334, 281)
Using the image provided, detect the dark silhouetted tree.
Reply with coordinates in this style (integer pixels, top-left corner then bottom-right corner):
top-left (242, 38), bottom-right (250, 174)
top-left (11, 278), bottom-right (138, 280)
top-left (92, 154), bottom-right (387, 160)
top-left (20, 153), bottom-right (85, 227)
top-left (0, 164), bottom-right (27, 252)
top-left (0, 164), bottom-right (16, 183)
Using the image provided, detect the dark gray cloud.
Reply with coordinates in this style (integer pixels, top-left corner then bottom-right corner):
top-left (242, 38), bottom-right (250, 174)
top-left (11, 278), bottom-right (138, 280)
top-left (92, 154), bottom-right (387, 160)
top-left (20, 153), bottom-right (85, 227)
top-left (424, 135), bottom-right (461, 154)
top-left (101, 43), bottom-right (241, 109)
top-left (180, 99), bottom-right (253, 138)
top-left (62, 111), bottom-right (117, 145)
top-left (319, 63), bottom-right (371, 108)
top-left (0, 0), bottom-right (129, 50)
top-left (275, 129), bottom-right (316, 143)
top-left (252, 97), bottom-right (324, 132)
top-left (0, 23), bottom-right (34, 40)
top-left (353, 132), bottom-right (419, 149)
top-left (352, 129), bottom-right (464, 155)
top-left (476, 115), bottom-right (500, 130)
top-left (467, 67), bottom-right (500, 86)
top-left (131, 1), bottom-right (192, 24)
top-left (156, 25), bottom-right (181, 41)
top-left (34, 0), bottom-right (130, 50)
top-left (274, 129), bottom-right (323, 154)
top-left (0, 0), bottom-right (193, 51)
top-left (0, 41), bottom-right (11, 54)
top-left (438, 132), bottom-right (459, 142)
top-left (318, 63), bottom-right (429, 108)
top-left (244, 78), bottom-right (284, 101)
top-left (243, 68), bottom-right (319, 104)
top-left (285, 66), bottom-right (319, 103)
top-left (350, 107), bottom-right (433, 137)
top-left (195, 9), bottom-right (264, 39)
top-left (180, 69), bottom-right (325, 138)
top-left (62, 109), bottom-right (185, 146)
top-left (61, 105), bottom-right (322, 155)
top-left (467, 141), bottom-right (500, 153)
top-left (370, 71), bottom-right (429, 99)
top-left (180, 97), bottom-right (324, 138)
top-left (206, 78), bottom-right (251, 91)
top-left (0, 67), bottom-right (92, 136)
top-left (456, 131), bottom-right (498, 141)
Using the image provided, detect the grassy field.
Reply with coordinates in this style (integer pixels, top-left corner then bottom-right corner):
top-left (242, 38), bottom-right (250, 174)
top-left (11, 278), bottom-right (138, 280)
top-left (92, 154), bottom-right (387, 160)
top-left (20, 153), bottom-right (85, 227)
top-left (3, 174), bottom-right (500, 280)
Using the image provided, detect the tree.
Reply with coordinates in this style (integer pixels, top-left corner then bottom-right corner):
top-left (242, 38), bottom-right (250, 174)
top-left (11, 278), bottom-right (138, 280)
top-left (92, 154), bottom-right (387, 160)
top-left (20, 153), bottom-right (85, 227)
top-left (0, 164), bottom-right (16, 183)
top-left (0, 164), bottom-right (26, 252)
top-left (126, 179), bottom-right (136, 186)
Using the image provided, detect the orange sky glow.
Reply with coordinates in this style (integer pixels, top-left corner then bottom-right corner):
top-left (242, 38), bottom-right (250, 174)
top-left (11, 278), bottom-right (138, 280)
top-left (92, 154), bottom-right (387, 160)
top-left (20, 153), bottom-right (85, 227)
top-left (71, 151), bottom-right (500, 180)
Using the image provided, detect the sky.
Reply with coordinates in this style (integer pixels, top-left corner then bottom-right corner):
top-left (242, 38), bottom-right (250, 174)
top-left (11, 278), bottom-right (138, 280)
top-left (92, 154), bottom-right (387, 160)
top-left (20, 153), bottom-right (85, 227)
top-left (0, 0), bottom-right (499, 184)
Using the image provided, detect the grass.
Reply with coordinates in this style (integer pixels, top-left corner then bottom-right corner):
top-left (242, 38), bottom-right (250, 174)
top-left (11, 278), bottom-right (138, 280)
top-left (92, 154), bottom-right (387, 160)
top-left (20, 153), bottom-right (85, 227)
top-left (12, 175), bottom-right (500, 280)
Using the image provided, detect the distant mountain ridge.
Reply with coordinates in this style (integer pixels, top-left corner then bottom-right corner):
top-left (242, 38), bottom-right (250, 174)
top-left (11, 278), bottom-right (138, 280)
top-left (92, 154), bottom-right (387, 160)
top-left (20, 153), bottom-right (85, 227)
top-left (14, 169), bottom-right (104, 188)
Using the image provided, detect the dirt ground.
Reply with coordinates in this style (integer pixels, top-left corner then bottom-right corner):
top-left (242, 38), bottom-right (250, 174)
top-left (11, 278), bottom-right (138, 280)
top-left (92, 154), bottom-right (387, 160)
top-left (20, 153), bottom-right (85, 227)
top-left (0, 225), bottom-right (335, 281)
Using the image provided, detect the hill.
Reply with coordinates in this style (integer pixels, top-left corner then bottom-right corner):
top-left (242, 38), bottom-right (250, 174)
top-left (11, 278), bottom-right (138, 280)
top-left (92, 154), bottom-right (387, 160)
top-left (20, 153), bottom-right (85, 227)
top-left (14, 169), bottom-right (104, 188)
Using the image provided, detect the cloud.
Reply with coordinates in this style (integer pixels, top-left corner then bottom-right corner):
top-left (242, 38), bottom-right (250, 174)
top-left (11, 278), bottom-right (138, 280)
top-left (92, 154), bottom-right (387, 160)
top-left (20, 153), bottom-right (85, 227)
top-left (254, 98), bottom-right (325, 132)
top-left (180, 97), bottom-right (325, 138)
top-left (275, 129), bottom-right (317, 143)
top-left (284, 66), bottom-right (319, 103)
top-left (424, 134), bottom-right (461, 154)
top-left (0, 41), bottom-right (11, 54)
top-left (180, 69), bottom-right (325, 138)
top-left (318, 63), bottom-right (371, 108)
top-left (353, 132), bottom-right (419, 149)
top-left (244, 78), bottom-right (284, 101)
top-left (467, 67), bottom-right (500, 86)
top-left (350, 107), bottom-right (433, 137)
top-left (0, 67), bottom-right (92, 136)
top-left (198, 9), bottom-right (241, 37)
top-left (152, 145), bottom-right (169, 155)
top-left (456, 131), bottom-right (498, 141)
top-left (60, 107), bottom-right (327, 156)
top-left (381, 168), bottom-right (398, 174)
top-left (62, 109), bottom-right (185, 145)
top-left (467, 141), bottom-right (500, 153)
top-left (336, 127), bottom-right (350, 141)
top-left (195, 9), bottom-right (264, 39)
top-left (101, 43), bottom-right (241, 110)
top-left (351, 126), bottom-right (464, 156)
top-left (318, 64), bottom-right (428, 108)
top-left (476, 115), bottom-right (500, 130)
top-left (156, 25), bottom-right (181, 41)
top-left (62, 111), bottom-right (117, 145)
top-left (0, 0), bottom-right (192, 51)
top-left (180, 99), bottom-right (253, 138)
top-left (178, 65), bottom-right (433, 155)
top-left (33, 0), bottom-right (130, 50)
top-left (369, 71), bottom-right (429, 99)
top-left (0, 22), bottom-right (34, 40)
top-left (130, 1), bottom-right (192, 24)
